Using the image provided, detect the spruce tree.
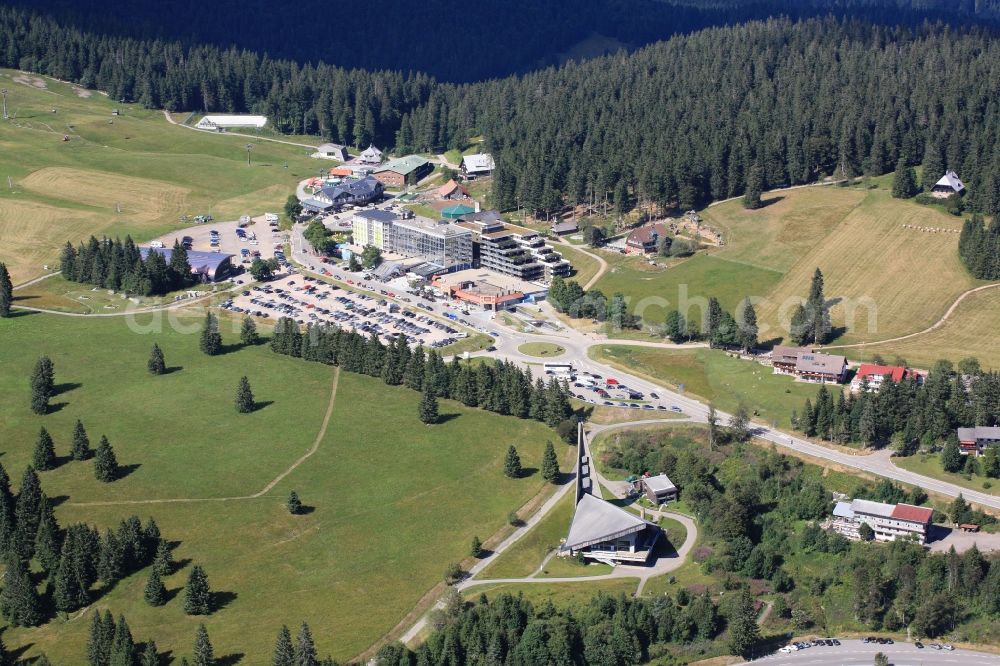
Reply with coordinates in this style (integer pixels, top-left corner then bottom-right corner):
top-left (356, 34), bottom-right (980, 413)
top-left (183, 565), bottom-right (212, 615)
top-left (13, 466), bottom-right (42, 560)
top-left (34, 495), bottom-right (62, 575)
top-left (109, 614), bottom-right (136, 666)
top-left (86, 609), bottom-right (106, 666)
top-left (295, 623), bottom-right (318, 666)
top-left (503, 445), bottom-right (522, 479)
top-left (742, 164), bottom-right (764, 209)
top-left (541, 441), bottom-right (559, 483)
top-left (192, 624), bottom-right (214, 666)
top-left (0, 262), bottom-right (12, 318)
top-left (941, 436), bottom-right (964, 473)
top-left (152, 539), bottom-right (173, 577)
top-left (54, 541), bottom-right (88, 612)
top-left (148, 343), bottom-right (166, 375)
top-left (891, 158), bottom-right (918, 198)
top-left (72, 419), bottom-right (92, 460)
top-left (0, 553), bottom-right (42, 627)
top-left (727, 587), bottom-right (762, 658)
top-left (94, 436), bottom-right (119, 482)
top-left (199, 312), bottom-right (222, 356)
top-left (33, 427), bottom-right (57, 471)
top-left (273, 625), bottom-right (295, 666)
top-left (470, 535), bottom-right (483, 558)
top-left (287, 490), bottom-right (302, 515)
top-left (664, 310), bottom-right (687, 344)
top-left (240, 315), bottom-right (259, 346)
top-left (736, 297), bottom-right (759, 352)
top-left (140, 641), bottom-right (160, 666)
top-left (144, 567), bottom-right (167, 606)
top-left (418, 385), bottom-right (438, 425)
top-left (30, 355), bottom-right (55, 415)
top-left (235, 376), bottom-right (255, 413)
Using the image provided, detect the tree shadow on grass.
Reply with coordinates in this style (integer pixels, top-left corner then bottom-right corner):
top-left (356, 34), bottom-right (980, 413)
top-left (116, 463), bottom-right (141, 480)
top-left (163, 586), bottom-right (183, 604)
top-left (211, 590), bottom-right (238, 613)
top-left (295, 504), bottom-right (316, 515)
top-left (8, 308), bottom-right (39, 318)
top-left (217, 653), bottom-right (246, 665)
top-left (436, 413), bottom-right (460, 424)
top-left (46, 402), bottom-right (69, 414)
top-left (8, 644), bottom-right (33, 664)
top-left (517, 467), bottom-right (539, 479)
top-left (251, 400), bottom-right (274, 413)
top-left (53, 382), bottom-right (82, 397)
top-left (758, 195), bottom-right (785, 208)
top-left (48, 494), bottom-right (70, 508)
top-left (162, 366), bottom-right (183, 375)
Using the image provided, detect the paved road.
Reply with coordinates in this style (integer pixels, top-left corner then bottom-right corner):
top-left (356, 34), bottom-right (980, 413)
top-left (737, 639), bottom-right (999, 665)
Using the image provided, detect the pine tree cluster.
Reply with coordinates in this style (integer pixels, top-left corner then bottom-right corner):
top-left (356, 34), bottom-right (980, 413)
top-left (60, 237), bottom-right (194, 296)
top-left (0, 457), bottom-right (169, 625)
top-left (86, 610), bottom-right (160, 666)
top-left (270, 318), bottom-right (576, 435)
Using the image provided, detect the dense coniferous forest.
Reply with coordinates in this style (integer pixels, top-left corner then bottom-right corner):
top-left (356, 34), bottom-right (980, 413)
top-left (958, 214), bottom-right (1000, 278)
top-left (3, 9), bottom-right (1000, 215)
top-left (6, 0), bottom-right (999, 82)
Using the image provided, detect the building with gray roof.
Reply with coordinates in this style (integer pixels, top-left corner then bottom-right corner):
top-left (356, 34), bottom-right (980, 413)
top-left (140, 247), bottom-right (234, 282)
top-left (638, 474), bottom-right (678, 505)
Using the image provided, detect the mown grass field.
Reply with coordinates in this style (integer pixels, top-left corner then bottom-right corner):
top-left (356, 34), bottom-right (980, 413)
top-left (591, 184), bottom-right (996, 364)
top-left (551, 243), bottom-right (602, 286)
top-left (0, 69), bottom-right (321, 284)
top-left (589, 345), bottom-right (818, 428)
top-left (756, 190), bottom-right (979, 345)
top-left (849, 285), bottom-right (1000, 371)
top-left (0, 312), bottom-right (563, 663)
top-left (593, 253), bottom-right (784, 331)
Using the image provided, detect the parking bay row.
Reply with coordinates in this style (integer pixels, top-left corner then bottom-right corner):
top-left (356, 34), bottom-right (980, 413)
top-left (222, 275), bottom-right (466, 349)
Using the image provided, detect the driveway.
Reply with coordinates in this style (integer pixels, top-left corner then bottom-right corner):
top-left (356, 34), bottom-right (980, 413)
top-left (738, 639), bottom-right (997, 665)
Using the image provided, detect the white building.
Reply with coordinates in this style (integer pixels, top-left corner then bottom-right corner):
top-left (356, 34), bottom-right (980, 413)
top-left (195, 115), bottom-right (268, 131)
top-left (931, 170), bottom-right (965, 198)
top-left (359, 145), bottom-right (384, 165)
top-left (460, 153), bottom-right (495, 179)
top-left (831, 499), bottom-right (933, 544)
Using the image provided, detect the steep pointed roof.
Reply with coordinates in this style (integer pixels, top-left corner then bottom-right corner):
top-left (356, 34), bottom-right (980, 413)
top-left (564, 494), bottom-right (654, 551)
top-left (934, 170), bottom-right (965, 192)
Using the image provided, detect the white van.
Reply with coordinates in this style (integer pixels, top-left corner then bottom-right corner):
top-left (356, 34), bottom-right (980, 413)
top-left (264, 212), bottom-right (279, 223)
top-left (149, 240), bottom-right (164, 248)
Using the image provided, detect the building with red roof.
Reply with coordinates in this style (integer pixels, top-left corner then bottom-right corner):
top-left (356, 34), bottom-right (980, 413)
top-left (849, 363), bottom-right (923, 393)
top-left (831, 498), bottom-right (934, 544)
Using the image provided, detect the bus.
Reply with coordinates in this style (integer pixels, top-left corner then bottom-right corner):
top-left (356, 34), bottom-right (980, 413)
top-left (543, 362), bottom-right (574, 376)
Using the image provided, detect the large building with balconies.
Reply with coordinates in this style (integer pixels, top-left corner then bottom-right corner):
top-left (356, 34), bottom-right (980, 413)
top-left (831, 499), bottom-right (933, 544)
top-left (456, 212), bottom-right (570, 282)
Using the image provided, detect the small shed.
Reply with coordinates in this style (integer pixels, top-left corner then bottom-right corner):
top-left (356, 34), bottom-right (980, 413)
top-left (637, 474), bottom-right (678, 505)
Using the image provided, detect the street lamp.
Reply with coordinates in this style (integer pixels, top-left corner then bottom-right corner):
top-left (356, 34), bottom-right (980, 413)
top-left (1, 89), bottom-right (8, 120)
top-left (245, 143), bottom-right (254, 167)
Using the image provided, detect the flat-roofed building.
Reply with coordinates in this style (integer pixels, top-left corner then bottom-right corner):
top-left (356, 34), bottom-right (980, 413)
top-left (456, 211), bottom-right (570, 282)
top-left (831, 499), bottom-right (933, 544)
top-left (388, 215), bottom-right (473, 273)
top-left (958, 426), bottom-right (1000, 457)
top-left (352, 209), bottom-right (397, 249)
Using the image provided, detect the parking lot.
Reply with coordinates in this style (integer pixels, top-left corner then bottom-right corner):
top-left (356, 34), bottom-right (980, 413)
top-left (222, 274), bottom-right (467, 349)
top-left (556, 370), bottom-right (685, 414)
top-left (149, 214), bottom-right (288, 271)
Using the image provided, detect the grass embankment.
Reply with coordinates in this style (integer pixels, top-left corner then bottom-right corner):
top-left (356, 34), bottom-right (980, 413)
top-left (464, 579), bottom-right (638, 606)
top-left (893, 454), bottom-right (1000, 498)
top-left (0, 313), bottom-right (565, 662)
top-left (590, 345), bottom-right (817, 429)
top-left (0, 69), bottom-right (321, 285)
top-left (552, 243), bottom-right (602, 286)
top-left (518, 342), bottom-right (566, 358)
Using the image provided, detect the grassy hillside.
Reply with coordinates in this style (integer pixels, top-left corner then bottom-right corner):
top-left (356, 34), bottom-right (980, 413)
top-left (0, 312), bottom-right (563, 662)
top-left (0, 69), bottom-right (318, 283)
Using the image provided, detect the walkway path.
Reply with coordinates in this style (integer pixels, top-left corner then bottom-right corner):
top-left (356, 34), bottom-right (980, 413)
top-left (820, 281), bottom-right (1000, 351)
top-left (66, 367), bottom-right (340, 507)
